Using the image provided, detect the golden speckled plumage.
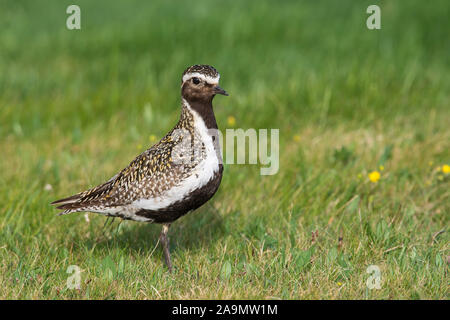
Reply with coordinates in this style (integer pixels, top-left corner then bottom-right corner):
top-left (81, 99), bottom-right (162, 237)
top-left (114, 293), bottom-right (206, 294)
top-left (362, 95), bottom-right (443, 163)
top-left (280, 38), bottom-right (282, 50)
top-left (52, 103), bottom-right (207, 214)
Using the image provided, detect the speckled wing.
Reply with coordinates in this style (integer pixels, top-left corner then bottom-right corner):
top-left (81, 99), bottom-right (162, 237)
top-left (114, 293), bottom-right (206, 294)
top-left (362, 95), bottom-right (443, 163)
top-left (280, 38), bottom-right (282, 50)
top-left (51, 132), bottom-right (188, 215)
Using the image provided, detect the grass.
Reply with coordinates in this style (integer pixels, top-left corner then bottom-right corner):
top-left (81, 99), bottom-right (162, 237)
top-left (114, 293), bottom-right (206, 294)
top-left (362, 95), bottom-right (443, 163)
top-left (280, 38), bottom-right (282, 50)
top-left (0, 0), bottom-right (449, 299)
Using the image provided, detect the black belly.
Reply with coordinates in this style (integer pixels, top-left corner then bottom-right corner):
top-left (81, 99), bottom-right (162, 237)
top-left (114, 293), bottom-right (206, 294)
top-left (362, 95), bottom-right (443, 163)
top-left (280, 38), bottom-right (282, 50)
top-left (135, 164), bottom-right (223, 223)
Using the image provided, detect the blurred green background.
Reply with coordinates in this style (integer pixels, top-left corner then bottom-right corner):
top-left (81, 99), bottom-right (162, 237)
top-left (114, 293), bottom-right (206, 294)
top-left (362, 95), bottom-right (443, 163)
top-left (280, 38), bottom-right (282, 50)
top-left (1, 0), bottom-right (448, 136)
top-left (0, 0), bottom-right (448, 299)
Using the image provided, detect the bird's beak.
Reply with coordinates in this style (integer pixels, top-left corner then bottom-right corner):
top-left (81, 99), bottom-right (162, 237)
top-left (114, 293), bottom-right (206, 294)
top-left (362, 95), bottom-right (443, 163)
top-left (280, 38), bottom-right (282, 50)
top-left (214, 85), bottom-right (229, 96)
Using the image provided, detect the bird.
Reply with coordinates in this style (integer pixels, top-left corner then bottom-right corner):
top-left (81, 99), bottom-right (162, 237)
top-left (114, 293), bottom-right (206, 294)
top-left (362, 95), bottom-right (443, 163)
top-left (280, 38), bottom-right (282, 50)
top-left (51, 65), bottom-right (228, 272)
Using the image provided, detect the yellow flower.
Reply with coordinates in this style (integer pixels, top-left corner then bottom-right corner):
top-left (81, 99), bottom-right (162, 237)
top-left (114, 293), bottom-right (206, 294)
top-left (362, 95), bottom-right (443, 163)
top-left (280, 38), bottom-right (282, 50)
top-left (337, 282), bottom-right (343, 286)
top-left (368, 171), bottom-right (380, 183)
top-left (149, 134), bottom-right (157, 143)
top-left (293, 135), bottom-right (301, 142)
top-left (442, 164), bottom-right (450, 174)
top-left (227, 116), bottom-right (236, 126)
top-left (379, 165), bottom-right (384, 171)
top-left (136, 144), bottom-right (143, 150)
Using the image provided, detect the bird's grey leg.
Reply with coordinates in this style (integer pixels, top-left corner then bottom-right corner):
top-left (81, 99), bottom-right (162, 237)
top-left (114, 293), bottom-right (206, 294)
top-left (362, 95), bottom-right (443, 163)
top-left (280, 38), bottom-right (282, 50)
top-left (159, 223), bottom-right (172, 273)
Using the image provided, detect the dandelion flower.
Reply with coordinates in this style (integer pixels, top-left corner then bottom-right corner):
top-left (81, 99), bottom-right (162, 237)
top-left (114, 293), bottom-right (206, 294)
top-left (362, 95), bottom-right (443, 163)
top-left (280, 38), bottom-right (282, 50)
top-left (368, 171), bottom-right (380, 183)
top-left (337, 282), bottom-right (343, 286)
top-left (227, 116), bottom-right (236, 126)
top-left (442, 164), bottom-right (450, 174)
top-left (293, 135), bottom-right (301, 142)
top-left (149, 134), bottom-right (157, 143)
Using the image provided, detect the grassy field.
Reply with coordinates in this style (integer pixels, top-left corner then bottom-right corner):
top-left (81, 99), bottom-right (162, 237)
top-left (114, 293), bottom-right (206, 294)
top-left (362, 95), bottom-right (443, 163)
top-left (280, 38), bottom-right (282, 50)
top-left (0, 0), bottom-right (449, 299)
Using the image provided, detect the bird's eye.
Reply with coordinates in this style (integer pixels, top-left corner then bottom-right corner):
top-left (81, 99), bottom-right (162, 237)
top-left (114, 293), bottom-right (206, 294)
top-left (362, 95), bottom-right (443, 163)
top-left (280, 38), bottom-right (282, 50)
top-left (192, 77), bottom-right (200, 85)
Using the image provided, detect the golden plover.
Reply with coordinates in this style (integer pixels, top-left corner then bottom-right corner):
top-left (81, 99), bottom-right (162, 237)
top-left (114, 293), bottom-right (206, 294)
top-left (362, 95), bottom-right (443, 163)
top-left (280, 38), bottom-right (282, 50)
top-left (51, 65), bottom-right (228, 272)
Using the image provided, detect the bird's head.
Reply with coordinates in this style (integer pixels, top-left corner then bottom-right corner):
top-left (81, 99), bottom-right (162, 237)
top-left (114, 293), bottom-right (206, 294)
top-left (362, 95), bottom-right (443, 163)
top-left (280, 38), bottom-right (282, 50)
top-left (181, 65), bottom-right (228, 103)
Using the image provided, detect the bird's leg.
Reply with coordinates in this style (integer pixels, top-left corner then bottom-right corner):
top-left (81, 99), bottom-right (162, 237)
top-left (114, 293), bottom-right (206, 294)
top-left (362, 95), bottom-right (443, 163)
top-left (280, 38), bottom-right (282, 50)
top-left (159, 223), bottom-right (172, 273)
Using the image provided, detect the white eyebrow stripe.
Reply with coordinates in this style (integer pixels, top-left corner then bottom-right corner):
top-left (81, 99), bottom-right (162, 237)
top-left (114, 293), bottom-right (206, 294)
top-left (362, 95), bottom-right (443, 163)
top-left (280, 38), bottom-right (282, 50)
top-left (182, 72), bottom-right (220, 84)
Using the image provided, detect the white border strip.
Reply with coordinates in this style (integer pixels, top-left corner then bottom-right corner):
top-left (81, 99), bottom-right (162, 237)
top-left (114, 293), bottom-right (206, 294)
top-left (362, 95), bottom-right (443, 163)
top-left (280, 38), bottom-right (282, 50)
top-left (182, 72), bottom-right (220, 84)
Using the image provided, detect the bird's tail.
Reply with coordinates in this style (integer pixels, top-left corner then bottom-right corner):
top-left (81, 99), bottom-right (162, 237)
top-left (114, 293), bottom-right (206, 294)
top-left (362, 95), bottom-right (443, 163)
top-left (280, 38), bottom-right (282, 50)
top-left (50, 193), bottom-right (87, 215)
top-left (51, 176), bottom-right (118, 215)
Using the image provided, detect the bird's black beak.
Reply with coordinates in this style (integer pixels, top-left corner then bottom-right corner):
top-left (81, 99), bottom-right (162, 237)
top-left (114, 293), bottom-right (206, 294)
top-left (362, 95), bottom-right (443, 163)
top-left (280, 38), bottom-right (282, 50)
top-left (214, 86), bottom-right (229, 96)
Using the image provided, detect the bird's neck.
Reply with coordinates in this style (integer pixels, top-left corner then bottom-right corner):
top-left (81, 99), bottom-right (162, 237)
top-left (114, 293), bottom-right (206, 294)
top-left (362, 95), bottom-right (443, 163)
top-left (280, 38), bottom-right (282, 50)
top-left (180, 98), bottom-right (218, 130)
top-left (176, 99), bottom-right (222, 163)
